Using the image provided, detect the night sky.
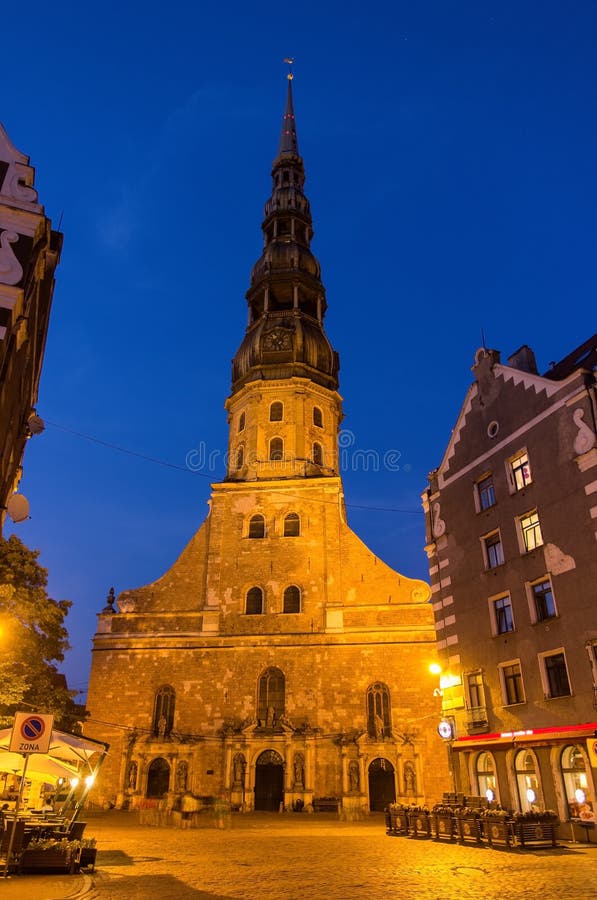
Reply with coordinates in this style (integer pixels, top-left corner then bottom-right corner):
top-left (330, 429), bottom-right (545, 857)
top-left (3, 1), bottom-right (596, 699)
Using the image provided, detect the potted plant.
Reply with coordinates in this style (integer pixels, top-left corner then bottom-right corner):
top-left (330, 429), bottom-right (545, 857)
top-left (431, 803), bottom-right (457, 841)
top-left (19, 837), bottom-right (80, 874)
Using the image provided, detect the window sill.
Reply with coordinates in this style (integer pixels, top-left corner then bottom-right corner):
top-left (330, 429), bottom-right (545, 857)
top-left (543, 692), bottom-right (574, 701)
top-left (502, 700), bottom-right (527, 708)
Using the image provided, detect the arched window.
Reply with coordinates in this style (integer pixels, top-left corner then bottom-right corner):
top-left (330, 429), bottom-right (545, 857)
top-left (283, 585), bottom-right (301, 613)
top-left (270, 437), bottom-right (284, 461)
top-left (561, 745), bottom-right (593, 820)
top-left (283, 512), bottom-right (300, 537)
top-left (248, 514), bottom-right (265, 538)
top-left (270, 401), bottom-right (283, 422)
top-left (257, 667), bottom-right (285, 724)
top-left (366, 682), bottom-right (391, 739)
top-left (152, 685), bottom-right (175, 737)
top-left (236, 446), bottom-right (244, 469)
top-left (313, 406), bottom-right (323, 428)
top-left (476, 751), bottom-right (498, 802)
top-left (313, 442), bottom-right (323, 467)
top-left (514, 749), bottom-right (541, 812)
top-left (238, 411), bottom-right (246, 432)
top-left (246, 587), bottom-right (263, 615)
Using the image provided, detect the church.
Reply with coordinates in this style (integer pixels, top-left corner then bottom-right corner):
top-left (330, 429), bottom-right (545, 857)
top-left (85, 76), bottom-right (449, 813)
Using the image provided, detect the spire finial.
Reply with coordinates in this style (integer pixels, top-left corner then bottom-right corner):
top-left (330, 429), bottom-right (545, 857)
top-left (278, 59), bottom-right (299, 156)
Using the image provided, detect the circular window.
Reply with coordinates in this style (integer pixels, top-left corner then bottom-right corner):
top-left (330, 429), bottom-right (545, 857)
top-left (487, 421), bottom-right (499, 439)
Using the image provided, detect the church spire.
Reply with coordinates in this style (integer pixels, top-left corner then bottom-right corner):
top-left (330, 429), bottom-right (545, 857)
top-left (278, 68), bottom-right (299, 156)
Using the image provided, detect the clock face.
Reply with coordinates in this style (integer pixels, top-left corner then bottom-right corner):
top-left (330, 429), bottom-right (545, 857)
top-left (437, 720), bottom-right (454, 740)
top-left (263, 329), bottom-right (291, 351)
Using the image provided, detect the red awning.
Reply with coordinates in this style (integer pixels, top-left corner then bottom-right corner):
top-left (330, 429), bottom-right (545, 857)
top-left (453, 721), bottom-right (597, 750)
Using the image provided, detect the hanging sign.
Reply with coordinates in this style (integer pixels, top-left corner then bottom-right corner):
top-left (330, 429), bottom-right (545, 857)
top-left (8, 712), bottom-right (54, 754)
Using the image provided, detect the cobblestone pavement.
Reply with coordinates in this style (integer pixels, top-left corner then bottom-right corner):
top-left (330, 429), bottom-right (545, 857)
top-left (83, 811), bottom-right (596, 900)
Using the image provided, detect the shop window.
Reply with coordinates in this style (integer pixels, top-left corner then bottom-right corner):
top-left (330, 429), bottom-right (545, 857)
top-left (508, 450), bottom-right (532, 492)
top-left (313, 442), bottom-right (323, 467)
top-left (518, 510), bottom-right (543, 552)
top-left (366, 683), bottom-right (391, 739)
top-left (248, 514), bottom-right (265, 538)
top-left (313, 406), bottom-right (323, 428)
top-left (152, 685), bottom-right (175, 737)
top-left (269, 437), bottom-right (284, 461)
top-left (270, 401), bottom-right (283, 422)
top-left (257, 667), bottom-right (285, 724)
top-left (283, 585), bottom-right (301, 613)
top-left (246, 586), bottom-right (263, 615)
top-left (482, 530), bottom-right (504, 569)
top-left (529, 577), bottom-right (556, 622)
top-left (476, 474), bottom-right (496, 511)
top-left (283, 512), bottom-right (300, 537)
top-left (499, 660), bottom-right (525, 705)
top-left (561, 746), bottom-right (594, 822)
top-left (490, 593), bottom-right (514, 635)
top-left (476, 751), bottom-right (497, 802)
top-left (539, 649), bottom-right (572, 699)
top-left (514, 749), bottom-right (542, 812)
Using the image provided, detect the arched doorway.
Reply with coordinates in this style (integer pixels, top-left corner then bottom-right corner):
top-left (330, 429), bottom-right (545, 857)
top-left (254, 750), bottom-right (284, 811)
top-left (146, 757), bottom-right (170, 798)
top-left (368, 758), bottom-right (395, 811)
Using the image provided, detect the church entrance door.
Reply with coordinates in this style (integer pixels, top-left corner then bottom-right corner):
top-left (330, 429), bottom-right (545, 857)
top-left (254, 749), bottom-right (284, 811)
top-left (368, 758), bottom-right (395, 811)
top-left (146, 757), bottom-right (171, 798)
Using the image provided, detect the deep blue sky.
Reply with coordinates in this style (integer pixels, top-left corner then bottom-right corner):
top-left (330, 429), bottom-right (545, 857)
top-left (3, 1), bottom-right (596, 698)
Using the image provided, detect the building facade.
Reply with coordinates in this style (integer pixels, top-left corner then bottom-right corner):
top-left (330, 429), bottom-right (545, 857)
top-left (0, 121), bottom-right (62, 531)
top-left (85, 78), bottom-right (449, 813)
top-left (423, 337), bottom-right (597, 834)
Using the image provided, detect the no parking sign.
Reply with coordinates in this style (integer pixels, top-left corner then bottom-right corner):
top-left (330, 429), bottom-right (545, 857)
top-left (9, 712), bottom-right (54, 754)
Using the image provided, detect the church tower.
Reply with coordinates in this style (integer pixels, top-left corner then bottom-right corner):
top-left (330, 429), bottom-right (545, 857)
top-left (86, 76), bottom-right (449, 813)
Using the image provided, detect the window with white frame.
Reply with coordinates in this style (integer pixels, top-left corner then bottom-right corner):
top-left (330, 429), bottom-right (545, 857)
top-left (466, 671), bottom-right (487, 723)
top-left (529, 577), bottom-right (556, 622)
top-left (508, 450), bottom-right (532, 492)
top-left (482, 530), bottom-right (504, 569)
top-left (476, 474), bottom-right (496, 511)
top-left (499, 660), bottom-right (525, 705)
top-left (518, 510), bottom-right (543, 552)
top-left (490, 593), bottom-right (514, 635)
top-left (539, 649), bottom-right (572, 699)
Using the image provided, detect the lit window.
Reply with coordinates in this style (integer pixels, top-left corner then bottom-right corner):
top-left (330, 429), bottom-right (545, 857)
top-left (476, 752), bottom-right (497, 801)
top-left (509, 450), bottom-right (532, 492)
top-left (269, 437), bottom-right (284, 461)
top-left (515, 749), bottom-right (541, 813)
top-left (246, 587), bottom-right (263, 615)
top-left (492, 594), bottom-right (514, 635)
top-left (477, 474), bottom-right (496, 510)
top-left (561, 745), bottom-right (593, 821)
top-left (238, 411), bottom-right (246, 433)
top-left (283, 585), bottom-right (301, 613)
top-left (313, 407), bottom-right (323, 428)
top-left (531, 578), bottom-right (556, 621)
top-left (283, 513), bottom-right (300, 537)
top-left (270, 402), bottom-right (283, 422)
top-left (366, 682), bottom-right (391, 739)
top-left (313, 442), bottom-right (323, 467)
top-left (248, 515), bottom-right (265, 538)
top-left (499, 660), bottom-right (525, 705)
top-left (540, 650), bottom-right (571, 698)
top-left (483, 531), bottom-right (504, 569)
top-left (519, 510), bottom-right (543, 552)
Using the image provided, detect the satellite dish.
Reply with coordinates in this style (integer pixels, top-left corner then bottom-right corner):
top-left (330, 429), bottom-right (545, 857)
top-left (6, 493), bottom-right (30, 523)
top-left (28, 413), bottom-right (45, 435)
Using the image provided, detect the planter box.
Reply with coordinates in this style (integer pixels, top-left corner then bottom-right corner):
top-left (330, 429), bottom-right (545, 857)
top-left (386, 811), bottom-right (409, 836)
top-left (483, 818), bottom-right (513, 848)
top-left (514, 820), bottom-right (558, 849)
top-left (79, 847), bottom-right (98, 871)
top-left (409, 812), bottom-right (431, 839)
top-left (433, 813), bottom-right (456, 842)
top-left (20, 848), bottom-right (78, 874)
top-left (458, 815), bottom-right (482, 844)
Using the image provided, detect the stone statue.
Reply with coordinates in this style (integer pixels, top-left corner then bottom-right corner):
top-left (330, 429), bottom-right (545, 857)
top-left (293, 752), bottom-right (305, 787)
top-left (176, 761), bottom-right (188, 792)
top-left (233, 753), bottom-right (245, 785)
top-left (348, 760), bottom-right (360, 792)
top-left (127, 761), bottom-right (137, 790)
top-left (374, 714), bottom-right (384, 741)
top-left (404, 762), bottom-right (416, 796)
top-left (265, 705), bottom-right (276, 727)
top-left (157, 715), bottom-right (167, 739)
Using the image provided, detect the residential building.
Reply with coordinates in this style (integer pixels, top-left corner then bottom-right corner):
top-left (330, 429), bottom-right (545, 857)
top-left (423, 337), bottom-right (597, 834)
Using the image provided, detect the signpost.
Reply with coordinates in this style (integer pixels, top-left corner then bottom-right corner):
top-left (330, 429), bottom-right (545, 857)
top-left (3, 712), bottom-right (54, 878)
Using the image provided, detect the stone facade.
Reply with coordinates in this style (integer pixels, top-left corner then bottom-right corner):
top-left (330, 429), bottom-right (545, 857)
top-left (85, 77), bottom-right (449, 813)
top-left (0, 121), bottom-right (62, 529)
top-left (423, 337), bottom-right (597, 834)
